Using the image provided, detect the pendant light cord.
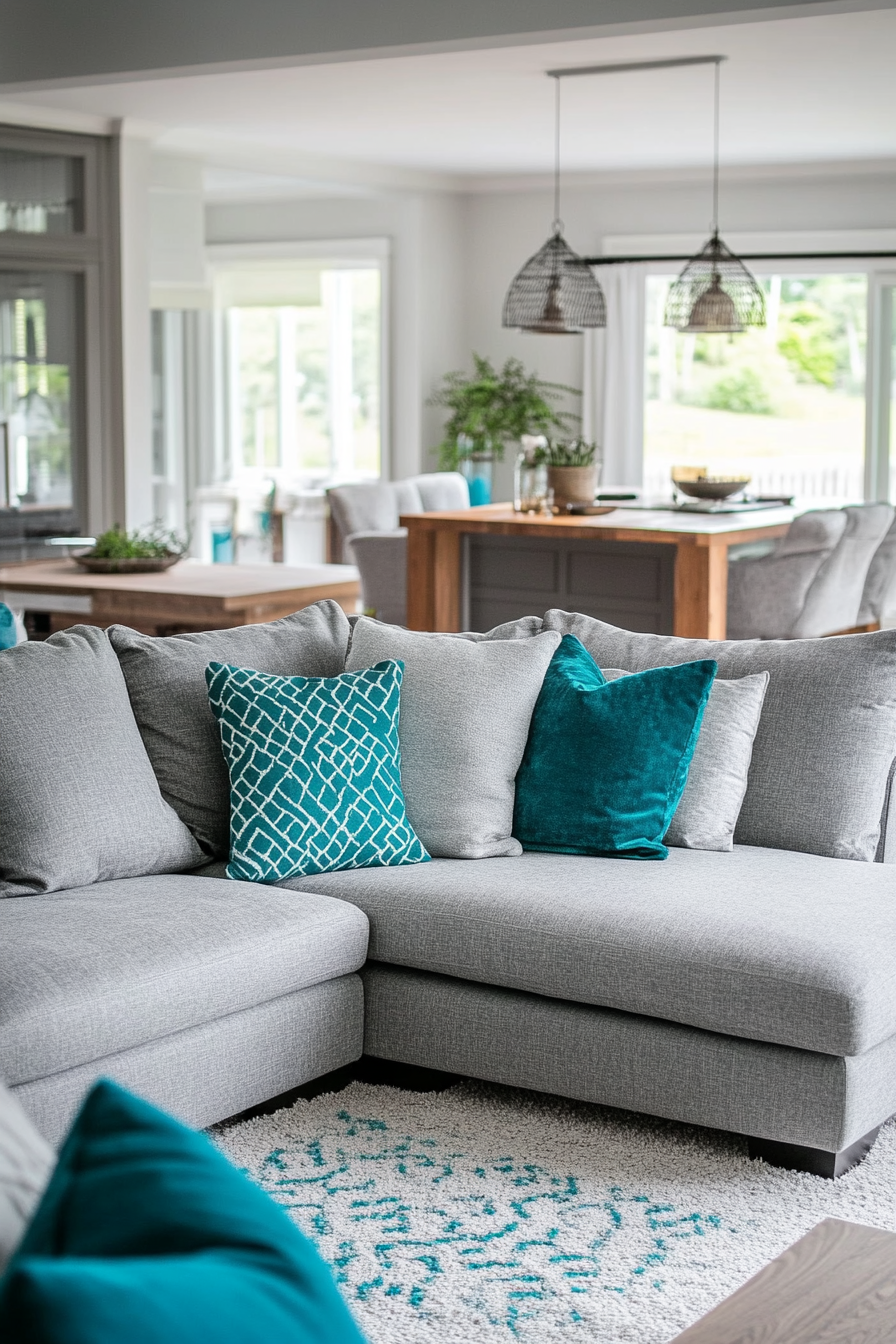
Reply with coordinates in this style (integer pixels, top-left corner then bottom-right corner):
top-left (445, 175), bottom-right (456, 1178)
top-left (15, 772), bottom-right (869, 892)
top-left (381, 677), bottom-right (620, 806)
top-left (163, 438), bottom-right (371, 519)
top-left (552, 75), bottom-right (562, 235)
top-left (712, 57), bottom-right (720, 237)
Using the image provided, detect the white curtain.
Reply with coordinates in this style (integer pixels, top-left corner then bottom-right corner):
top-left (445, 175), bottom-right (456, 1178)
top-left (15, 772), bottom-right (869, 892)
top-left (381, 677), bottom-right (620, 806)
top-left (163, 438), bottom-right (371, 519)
top-left (583, 263), bottom-right (649, 489)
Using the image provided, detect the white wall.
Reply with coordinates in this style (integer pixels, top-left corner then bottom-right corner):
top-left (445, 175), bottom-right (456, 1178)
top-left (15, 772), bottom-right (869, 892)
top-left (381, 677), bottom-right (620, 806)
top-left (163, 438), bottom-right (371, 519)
top-left (205, 191), bottom-right (466, 481)
top-left (460, 163), bottom-right (896, 498)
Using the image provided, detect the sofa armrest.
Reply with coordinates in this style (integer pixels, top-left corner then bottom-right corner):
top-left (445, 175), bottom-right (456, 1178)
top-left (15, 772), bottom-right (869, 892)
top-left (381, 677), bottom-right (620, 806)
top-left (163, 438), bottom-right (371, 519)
top-left (346, 530), bottom-right (408, 626)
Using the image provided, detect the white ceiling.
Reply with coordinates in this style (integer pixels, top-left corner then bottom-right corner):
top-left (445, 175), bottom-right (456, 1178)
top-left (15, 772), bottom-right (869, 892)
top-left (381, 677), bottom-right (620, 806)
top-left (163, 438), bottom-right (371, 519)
top-left (6, 8), bottom-right (896, 192)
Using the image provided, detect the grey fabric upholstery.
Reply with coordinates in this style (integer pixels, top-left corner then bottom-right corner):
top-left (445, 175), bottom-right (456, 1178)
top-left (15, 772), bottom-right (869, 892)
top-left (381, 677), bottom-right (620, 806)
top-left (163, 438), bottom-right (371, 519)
top-left (796, 503), bottom-right (894, 636)
top-left (0, 1078), bottom-right (54, 1268)
top-left (410, 472), bottom-right (469, 512)
top-left (727, 509), bottom-right (847, 639)
top-left (859, 514), bottom-right (896, 626)
top-left (327, 473), bottom-right (468, 562)
top-left (14, 975), bottom-right (363, 1146)
top-left (727, 504), bottom-right (894, 639)
top-left (0, 874), bottom-right (368, 1086)
top-left (348, 529), bottom-right (408, 625)
top-left (0, 625), bottom-right (202, 897)
top-left (602, 670), bottom-right (769, 852)
top-left (542, 611), bottom-right (896, 862)
top-left (346, 619), bottom-right (561, 857)
top-left (109, 601), bottom-right (351, 857)
top-left (260, 847), bottom-right (896, 1056)
top-left (361, 964), bottom-right (896, 1153)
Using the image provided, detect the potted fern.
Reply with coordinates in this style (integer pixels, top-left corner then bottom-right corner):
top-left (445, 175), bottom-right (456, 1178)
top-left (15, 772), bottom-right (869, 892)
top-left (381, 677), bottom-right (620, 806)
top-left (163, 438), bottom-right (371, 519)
top-left (542, 440), bottom-right (602, 510)
top-left (429, 355), bottom-right (579, 505)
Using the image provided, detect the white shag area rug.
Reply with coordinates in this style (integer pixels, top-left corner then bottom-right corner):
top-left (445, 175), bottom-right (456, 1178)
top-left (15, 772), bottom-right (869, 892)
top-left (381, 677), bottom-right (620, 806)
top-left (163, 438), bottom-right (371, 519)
top-left (215, 1080), bottom-right (896, 1343)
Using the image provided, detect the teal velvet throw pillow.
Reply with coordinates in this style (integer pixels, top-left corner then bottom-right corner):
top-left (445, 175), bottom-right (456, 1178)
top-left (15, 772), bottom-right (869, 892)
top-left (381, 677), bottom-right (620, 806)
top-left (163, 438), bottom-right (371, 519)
top-left (207, 659), bottom-right (428, 882)
top-left (0, 1079), bottom-right (367, 1344)
top-left (514, 635), bottom-right (717, 859)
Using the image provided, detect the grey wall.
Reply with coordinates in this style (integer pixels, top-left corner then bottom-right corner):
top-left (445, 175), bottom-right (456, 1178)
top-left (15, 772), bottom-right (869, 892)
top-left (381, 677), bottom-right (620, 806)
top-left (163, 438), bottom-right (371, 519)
top-left (0, 0), bottom-right (844, 87)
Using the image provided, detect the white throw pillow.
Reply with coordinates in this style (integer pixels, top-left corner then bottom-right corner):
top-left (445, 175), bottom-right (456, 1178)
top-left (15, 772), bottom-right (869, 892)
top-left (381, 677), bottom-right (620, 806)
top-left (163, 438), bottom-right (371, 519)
top-left (0, 1078), bottom-right (54, 1271)
top-left (346, 619), bottom-right (561, 858)
top-left (603, 668), bottom-right (770, 852)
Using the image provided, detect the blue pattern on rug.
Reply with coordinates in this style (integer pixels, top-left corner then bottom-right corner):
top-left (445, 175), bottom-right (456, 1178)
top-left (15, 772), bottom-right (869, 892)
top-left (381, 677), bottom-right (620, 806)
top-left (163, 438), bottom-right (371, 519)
top-left (245, 1105), bottom-right (729, 1336)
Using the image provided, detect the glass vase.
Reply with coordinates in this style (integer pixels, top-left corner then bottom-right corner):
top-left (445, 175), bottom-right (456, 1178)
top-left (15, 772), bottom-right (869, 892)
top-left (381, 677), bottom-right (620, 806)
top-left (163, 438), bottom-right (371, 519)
top-left (461, 453), bottom-right (493, 507)
top-left (514, 454), bottom-right (550, 513)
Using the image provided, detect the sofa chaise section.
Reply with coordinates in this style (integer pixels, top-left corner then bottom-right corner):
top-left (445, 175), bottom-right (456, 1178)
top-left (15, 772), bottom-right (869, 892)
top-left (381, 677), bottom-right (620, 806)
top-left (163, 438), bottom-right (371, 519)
top-left (202, 846), bottom-right (896, 1174)
top-left (1, 876), bottom-right (368, 1143)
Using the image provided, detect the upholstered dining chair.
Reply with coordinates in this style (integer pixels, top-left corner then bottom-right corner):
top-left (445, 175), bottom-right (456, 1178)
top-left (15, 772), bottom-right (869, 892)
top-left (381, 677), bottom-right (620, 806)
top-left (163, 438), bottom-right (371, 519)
top-left (727, 503), bottom-right (895, 639)
top-left (858, 514), bottom-right (896, 629)
top-left (327, 472), bottom-right (470, 624)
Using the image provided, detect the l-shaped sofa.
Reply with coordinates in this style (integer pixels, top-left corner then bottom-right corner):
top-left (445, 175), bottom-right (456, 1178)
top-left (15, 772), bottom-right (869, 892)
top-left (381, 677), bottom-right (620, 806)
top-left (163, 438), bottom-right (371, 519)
top-left (2, 600), bottom-right (895, 1179)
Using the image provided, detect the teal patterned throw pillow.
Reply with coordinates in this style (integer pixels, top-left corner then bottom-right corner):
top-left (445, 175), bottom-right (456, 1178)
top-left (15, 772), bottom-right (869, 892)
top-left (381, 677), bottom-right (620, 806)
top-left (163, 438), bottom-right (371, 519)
top-left (206, 660), bottom-right (428, 882)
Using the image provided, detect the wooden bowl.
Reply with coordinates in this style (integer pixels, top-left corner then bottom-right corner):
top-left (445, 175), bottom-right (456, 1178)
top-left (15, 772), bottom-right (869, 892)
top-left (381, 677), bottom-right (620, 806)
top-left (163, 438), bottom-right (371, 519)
top-left (73, 553), bottom-right (182, 574)
top-left (672, 476), bottom-right (751, 501)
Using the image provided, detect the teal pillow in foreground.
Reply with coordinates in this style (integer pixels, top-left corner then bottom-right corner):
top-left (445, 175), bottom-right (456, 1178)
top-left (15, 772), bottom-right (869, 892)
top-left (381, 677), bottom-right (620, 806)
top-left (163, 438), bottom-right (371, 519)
top-left (207, 659), bottom-right (428, 883)
top-left (0, 1080), bottom-right (367, 1344)
top-left (514, 635), bottom-right (717, 860)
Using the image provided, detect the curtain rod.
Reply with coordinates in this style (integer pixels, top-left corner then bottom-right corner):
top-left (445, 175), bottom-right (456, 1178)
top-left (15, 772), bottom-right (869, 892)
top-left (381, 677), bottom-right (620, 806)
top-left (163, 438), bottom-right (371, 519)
top-left (581, 251), bottom-right (896, 264)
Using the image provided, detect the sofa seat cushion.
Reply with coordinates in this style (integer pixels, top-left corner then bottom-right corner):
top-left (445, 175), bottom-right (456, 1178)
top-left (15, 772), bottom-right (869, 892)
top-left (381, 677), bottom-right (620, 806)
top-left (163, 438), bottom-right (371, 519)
top-left (252, 848), bottom-right (896, 1057)
top-left (0, 876), bottom-right (368, 1087)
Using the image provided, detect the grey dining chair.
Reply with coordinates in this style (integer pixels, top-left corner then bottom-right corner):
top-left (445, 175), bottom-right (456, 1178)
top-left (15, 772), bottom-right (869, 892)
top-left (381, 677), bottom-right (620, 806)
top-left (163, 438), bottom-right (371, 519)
top-left (858, 514), bottom-right (896, 629)
top-left (727, 503), bottom-right (894, 639)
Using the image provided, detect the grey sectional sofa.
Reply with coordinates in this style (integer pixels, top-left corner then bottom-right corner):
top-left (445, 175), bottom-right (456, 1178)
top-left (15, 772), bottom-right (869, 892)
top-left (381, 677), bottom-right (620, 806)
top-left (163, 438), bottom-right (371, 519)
top-left (2, 600), bottom-right (896, 1181)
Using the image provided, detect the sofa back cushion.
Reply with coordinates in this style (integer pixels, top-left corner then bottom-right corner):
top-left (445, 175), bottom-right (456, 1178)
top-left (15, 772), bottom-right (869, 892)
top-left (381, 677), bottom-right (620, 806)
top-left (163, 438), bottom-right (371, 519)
top-left (542, 610), bottom-right (896, 862)
top-left (0, 627), bottom-right (202, 896)
top-left (109, 601), bottom-right (351, 858)
top-left (346, 618), bottom-right (560, 858)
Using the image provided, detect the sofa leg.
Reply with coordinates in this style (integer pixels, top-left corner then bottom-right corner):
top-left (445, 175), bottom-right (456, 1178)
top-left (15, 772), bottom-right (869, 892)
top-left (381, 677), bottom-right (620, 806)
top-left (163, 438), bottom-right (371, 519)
top-left (747, 1125), bottom-right (881, 1178)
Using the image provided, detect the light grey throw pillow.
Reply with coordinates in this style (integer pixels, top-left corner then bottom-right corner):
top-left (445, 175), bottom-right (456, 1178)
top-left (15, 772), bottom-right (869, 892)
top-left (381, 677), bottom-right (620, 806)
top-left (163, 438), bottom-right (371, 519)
top-left (543, 610), bottom-right (896, 862)
top-left (603, 668), bottom-right (769, 851)
top-left (0, 627), bottom-right (203, 897)
top-left (109, 601), bottom-right (352, 857)
top-left (346, 618), bottom-right (561, 858)
top-left (0, 1079), bottom-right (54, 1272)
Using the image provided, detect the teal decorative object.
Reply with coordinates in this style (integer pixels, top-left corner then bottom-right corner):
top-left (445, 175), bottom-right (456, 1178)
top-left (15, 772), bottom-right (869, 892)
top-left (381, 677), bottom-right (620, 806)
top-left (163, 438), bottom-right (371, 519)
top-left (0, 604), bottom-right (17, 650)
top-left (513, 636), bottom-right (716, 859)
top-left (0, 1079), bottom-right (368, 1344)
top-left (207, 659), bottom-right (428, 882)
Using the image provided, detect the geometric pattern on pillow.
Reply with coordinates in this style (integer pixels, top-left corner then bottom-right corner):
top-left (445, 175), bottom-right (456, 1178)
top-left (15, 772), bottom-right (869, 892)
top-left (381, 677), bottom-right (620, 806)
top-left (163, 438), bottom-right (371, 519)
top-left (206, 660), bottom-right (428, 883)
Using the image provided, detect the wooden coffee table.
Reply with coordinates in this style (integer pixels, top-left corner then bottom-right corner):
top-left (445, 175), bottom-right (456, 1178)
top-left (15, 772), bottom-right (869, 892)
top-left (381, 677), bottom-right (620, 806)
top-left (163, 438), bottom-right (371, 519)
top-left (0, 558), bottom-right (360, 636)
top-left (671, 1218), bottom-right (896, 1342)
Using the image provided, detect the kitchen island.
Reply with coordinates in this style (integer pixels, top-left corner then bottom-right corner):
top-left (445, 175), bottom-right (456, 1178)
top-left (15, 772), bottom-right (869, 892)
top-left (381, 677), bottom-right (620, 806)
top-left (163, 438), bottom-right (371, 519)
top-left (401, 502), bottom-right (795, 638)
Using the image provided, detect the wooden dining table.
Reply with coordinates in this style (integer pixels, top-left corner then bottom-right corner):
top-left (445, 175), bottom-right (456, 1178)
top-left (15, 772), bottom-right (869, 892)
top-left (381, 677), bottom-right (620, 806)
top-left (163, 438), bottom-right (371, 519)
top-left (402, 502), bottom-right (795, 639)
top-left (0, 558), bottom-right (360, 636)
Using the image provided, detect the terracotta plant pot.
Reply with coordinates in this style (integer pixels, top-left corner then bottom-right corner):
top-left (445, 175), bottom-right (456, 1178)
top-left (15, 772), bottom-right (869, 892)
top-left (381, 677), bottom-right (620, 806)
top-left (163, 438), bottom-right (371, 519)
top-left (547, 464), bottom-right (600, 510)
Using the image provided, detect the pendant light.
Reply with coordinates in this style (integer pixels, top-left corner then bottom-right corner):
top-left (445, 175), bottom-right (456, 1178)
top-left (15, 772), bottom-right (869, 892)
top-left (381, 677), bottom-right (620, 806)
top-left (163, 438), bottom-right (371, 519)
top-left (665, 59), bottom-right (765, 332)
top-left (502, 77), bottom-right (606, 334)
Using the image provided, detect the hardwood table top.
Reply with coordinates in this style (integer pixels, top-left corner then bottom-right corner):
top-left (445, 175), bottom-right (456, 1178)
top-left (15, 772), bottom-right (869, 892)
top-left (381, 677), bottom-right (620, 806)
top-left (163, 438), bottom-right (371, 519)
top-left (671, 1218), bottom-right (896, 1343)
top-left (400, 502), bottom-right (795, 547)
top-left (0, 558), bottom-right (359, 606)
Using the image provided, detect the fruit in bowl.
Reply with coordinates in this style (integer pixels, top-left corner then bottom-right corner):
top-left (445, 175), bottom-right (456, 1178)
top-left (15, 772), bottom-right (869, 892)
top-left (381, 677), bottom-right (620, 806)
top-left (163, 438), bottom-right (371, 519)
top-left (671, 474), bottom-right (751, 502)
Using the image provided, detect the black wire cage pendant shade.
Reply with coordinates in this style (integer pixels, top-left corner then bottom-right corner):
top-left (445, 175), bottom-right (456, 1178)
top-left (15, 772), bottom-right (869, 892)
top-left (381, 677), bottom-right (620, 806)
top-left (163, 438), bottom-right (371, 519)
top-left (502, 228), bottom-right (607, 333)
top-left (665, 59), bottom-right (765, 333)
top-left (502, 79), bottom-right (606, 334)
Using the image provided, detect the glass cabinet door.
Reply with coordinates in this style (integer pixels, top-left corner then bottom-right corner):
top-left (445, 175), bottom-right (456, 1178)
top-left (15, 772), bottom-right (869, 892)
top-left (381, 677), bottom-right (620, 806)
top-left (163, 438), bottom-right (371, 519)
top-left (0, 270), bottom-right (80, 518)
top-left (0, 148), bottom-right (83, 235)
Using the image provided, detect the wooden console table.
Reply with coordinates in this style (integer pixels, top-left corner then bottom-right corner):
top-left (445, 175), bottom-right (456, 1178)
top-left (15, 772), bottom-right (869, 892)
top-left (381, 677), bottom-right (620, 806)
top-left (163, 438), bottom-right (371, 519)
top-left (671, 1218), bottom-right (896, 1342)
top-left (0, 559), bottom-right (360, 636)
top-left (402, 503), bottom-right (794, 639)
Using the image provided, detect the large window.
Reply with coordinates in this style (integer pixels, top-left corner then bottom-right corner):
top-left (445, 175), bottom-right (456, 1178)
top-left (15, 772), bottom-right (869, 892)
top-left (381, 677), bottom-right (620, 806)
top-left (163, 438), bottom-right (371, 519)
top-left (644, 271), bottom-right (868, 500)
top-left (215, 258), bottom-right (383, 484)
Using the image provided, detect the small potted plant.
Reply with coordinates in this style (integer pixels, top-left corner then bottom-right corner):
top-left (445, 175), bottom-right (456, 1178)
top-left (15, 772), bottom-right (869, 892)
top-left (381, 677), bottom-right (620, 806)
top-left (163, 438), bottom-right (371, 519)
top-left (429, 355), bottom-right (579, 505)
top-left (74, 522), bottom-right (188, 574)
top-left (542, 440), bottom-right (602, 510)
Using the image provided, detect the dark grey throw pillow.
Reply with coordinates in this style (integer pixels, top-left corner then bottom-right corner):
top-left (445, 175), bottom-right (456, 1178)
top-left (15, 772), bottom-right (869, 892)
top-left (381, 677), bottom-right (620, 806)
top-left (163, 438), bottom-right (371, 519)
top-left (543, 610), bottom-right (896, 862)
top-left (108, 601), bottom-right (352, 857)
top-left (0, 627), bottom-right (203, 896)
